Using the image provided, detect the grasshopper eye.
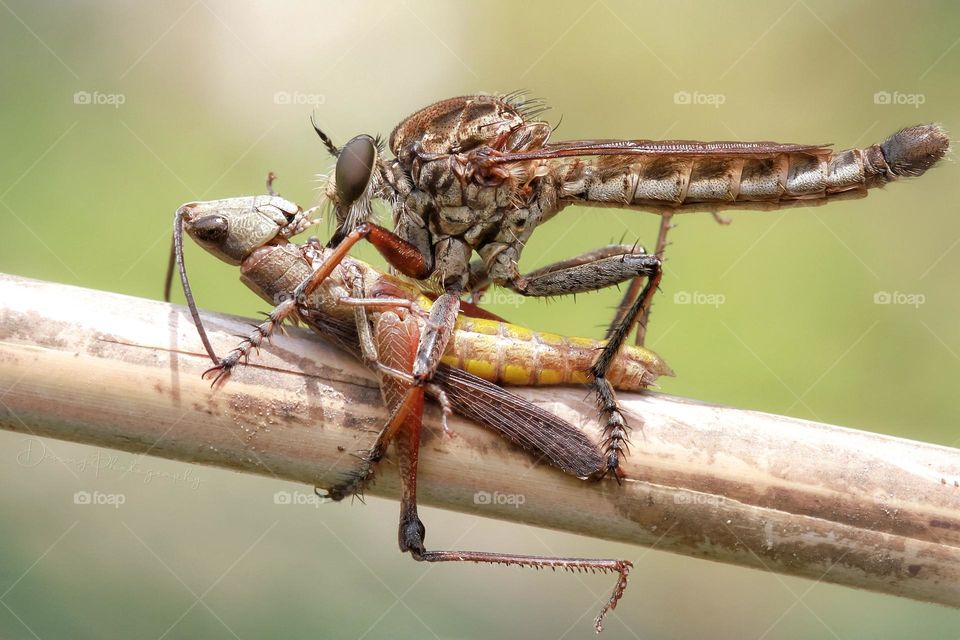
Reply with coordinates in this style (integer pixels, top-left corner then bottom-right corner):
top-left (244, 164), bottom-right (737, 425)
top-left (191, 214), bottom-right (229, 244)
top-left (335, 134), bottom-right (377, 205)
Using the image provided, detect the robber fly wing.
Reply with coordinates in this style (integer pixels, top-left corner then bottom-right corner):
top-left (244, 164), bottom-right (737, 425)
top-left (483, 138), bottom-right (833, 163)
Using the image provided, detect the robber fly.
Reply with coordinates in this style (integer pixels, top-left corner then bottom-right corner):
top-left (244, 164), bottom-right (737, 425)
top-left (165, 188), bottom-right (672, 631)
top-left (308, 93), bottom-right (948, 478)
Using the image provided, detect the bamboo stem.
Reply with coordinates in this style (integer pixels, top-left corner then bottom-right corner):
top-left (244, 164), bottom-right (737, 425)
top-left (1, 272), bottom-right (959, 607)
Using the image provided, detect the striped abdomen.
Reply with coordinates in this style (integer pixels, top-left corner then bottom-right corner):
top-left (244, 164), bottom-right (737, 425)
top-left (442, 316), bottom-right (674, 392)
top-left (555, 124), bottom-right (949, 210)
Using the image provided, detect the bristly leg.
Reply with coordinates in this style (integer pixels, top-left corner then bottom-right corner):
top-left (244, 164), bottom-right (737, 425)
top-left (591, 256), bottom-right (662, 478)
top-left (202, 298), bottom-right (298, 384)
top-left (324, 383), bottom-right (423, 501)
top-left (391, 365), bottom-right (632, 633)
top-left (492, 244), bottom-right (662, 478)
top-left (413, 549), bottom-right (631, 633)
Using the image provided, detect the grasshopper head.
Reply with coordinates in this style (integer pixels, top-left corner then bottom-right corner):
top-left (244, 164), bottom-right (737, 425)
top-left (177, 195), bottom-right (310, 265)
top-left (165, 194), bottom-right (315, 365)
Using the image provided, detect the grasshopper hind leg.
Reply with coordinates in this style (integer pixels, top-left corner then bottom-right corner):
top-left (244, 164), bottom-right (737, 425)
top-left (392, 385), bottom-right (632, 633)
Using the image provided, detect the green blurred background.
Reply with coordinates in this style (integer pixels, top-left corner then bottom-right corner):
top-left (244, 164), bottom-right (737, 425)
top-left (1, 1), bottom-right (958, 638)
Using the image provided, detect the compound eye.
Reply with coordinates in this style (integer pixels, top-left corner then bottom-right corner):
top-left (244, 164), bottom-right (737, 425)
top-left (335, 134), bottom-right (376, 206)
top-left (191, 214), bottom-right (229, 244)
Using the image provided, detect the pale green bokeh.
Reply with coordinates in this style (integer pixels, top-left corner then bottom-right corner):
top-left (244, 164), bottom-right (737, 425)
top-left (1, 1), bottom-right (958, 638)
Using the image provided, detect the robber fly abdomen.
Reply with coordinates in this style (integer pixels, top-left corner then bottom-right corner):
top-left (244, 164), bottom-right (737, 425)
top-left (552, 124), bottom-right (948, 210)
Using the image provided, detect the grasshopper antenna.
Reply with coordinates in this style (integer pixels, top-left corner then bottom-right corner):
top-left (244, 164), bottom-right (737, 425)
top-left (311, 114), bottom-right (340, 157)
top-left (163, 237), bottom-right (176, 303)
top-left (166, 206), bottom-right (220, 365)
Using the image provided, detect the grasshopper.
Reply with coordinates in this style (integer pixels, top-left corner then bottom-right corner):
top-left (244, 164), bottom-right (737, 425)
top-left (166, 188), bottom-right (672, 631)
top-left (309, 93), bottom-right (949, 478)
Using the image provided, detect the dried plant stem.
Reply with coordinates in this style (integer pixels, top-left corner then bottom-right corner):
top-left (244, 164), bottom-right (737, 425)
top-left (1, 273), bottom-right (959, 608)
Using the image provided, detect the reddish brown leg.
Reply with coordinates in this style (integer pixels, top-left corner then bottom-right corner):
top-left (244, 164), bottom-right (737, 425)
top-left (338, 285), bottom-right (634, 630)
top-left (325, 373), bottom-right (422, 501)
top-left (295, 222), bottom-right (431, 306)
top-left (394, 366), bottom-right (632, 633)
top-left (324, 292), bottom-right (428, 500)
top-left (301, 222), bottom-right (466, 394)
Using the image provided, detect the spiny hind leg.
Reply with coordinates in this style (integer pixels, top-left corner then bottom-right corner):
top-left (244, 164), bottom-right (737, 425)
top-left (591, 257), bottom-right (662, 478)
top-left (323, 385), bottom-right (422, 501)
top-left (392, 403), bottom-right (632, 633)
top-left (492, 243), bottom-right (662, 478)
top-left (323, 268), bottom-right (422, 499)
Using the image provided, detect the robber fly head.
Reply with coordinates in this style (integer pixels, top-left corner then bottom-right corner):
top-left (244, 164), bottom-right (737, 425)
top-left (311, 115), bottom-right (383, 246)
top-left (163, 194), bottom-right (316, 364)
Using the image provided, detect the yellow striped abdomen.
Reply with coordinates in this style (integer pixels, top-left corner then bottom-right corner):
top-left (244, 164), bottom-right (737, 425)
top-left (441, 316), bottom-right (673, 392)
